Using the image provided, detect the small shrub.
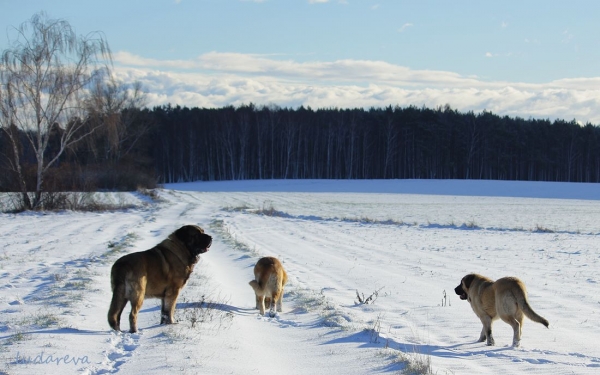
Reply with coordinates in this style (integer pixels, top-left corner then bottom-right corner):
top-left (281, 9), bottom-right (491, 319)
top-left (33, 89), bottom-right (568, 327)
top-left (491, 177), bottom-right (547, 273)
top-left (15, 310), bottom-right (63, 329)
top-left (355, 287), bottom-right (384, 305)
top-left (378, 348), bottom-right (434, 375)
top-left (256, 200), bottom-right (284, 216)
top-left (4, 331), bottom-right (30, 346)
top-left (440, 290), bottom-right (450, 307)
top-left (30, 312), bottom-right (63, 328)
top-left (403, 352), bottom-right (433, 375)
top-left (223, 204), bottom-right (251, 212)
top-left (464, 220), bottom-right (478, 229)
top-left (367, 314), bottom-right (383, 344)
top-left (0, 193), bottom-right (29, 213)
top-left (533, 224), bottom-right (554, 233)
top-left (178, 295), bottom-right (234, 330)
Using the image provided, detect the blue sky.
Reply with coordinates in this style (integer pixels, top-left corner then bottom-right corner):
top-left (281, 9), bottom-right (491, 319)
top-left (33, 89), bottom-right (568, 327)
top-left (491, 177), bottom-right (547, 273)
top-left (3, 0), bottom-right (600, 123)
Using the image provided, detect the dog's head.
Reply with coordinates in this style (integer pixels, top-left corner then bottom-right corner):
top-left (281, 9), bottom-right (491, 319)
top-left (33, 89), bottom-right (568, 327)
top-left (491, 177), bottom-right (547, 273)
top-left (174, 225), bottom-right (212, 257)
top-left (454, 274), bottom-right (475, 301)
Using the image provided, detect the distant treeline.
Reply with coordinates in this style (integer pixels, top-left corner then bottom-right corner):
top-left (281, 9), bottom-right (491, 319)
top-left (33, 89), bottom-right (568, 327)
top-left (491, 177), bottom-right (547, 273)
top-left (2, 104), bottom-right (600, 191)
top-left (151, 104), bottom-right (600, 183)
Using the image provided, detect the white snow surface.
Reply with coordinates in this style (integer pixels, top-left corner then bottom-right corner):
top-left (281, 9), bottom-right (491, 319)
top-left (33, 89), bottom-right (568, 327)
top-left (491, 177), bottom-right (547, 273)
top-left (1, 179), bottom-right (599, 374)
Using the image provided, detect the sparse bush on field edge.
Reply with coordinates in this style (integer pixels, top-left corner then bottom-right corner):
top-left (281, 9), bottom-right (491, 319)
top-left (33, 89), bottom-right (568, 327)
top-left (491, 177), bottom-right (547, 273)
top-left (0, 191), bottom-right (138, 213)
top-left (228, 205), bottom-right (578, 235)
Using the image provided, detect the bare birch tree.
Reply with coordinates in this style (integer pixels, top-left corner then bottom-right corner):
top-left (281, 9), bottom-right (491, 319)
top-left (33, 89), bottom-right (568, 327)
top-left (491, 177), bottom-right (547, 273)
top-left (0, 12), bottom-right (112, 209)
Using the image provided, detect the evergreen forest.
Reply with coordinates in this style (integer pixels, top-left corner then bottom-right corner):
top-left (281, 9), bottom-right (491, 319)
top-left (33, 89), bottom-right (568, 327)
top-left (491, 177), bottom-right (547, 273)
top-left (2, 104), bottom-right (599, 191)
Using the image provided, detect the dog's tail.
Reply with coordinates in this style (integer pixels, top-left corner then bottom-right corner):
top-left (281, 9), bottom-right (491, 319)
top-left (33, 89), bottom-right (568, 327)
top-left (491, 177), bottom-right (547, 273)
top-left (107, 263), bottom-right (127, 331)
top-left (515, 287), bottom-right (549, 328)
top-left (282, 268), bottom-right (288, 286)
top-left (249, 279), bottom-right (263, 295)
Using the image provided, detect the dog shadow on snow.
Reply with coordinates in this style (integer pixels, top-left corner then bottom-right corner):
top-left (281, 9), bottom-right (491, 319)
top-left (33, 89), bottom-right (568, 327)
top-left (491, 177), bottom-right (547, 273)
top-left (321, 330), bottom-right (516, 371)
top-left (141, 301), bottom-right (257, 317)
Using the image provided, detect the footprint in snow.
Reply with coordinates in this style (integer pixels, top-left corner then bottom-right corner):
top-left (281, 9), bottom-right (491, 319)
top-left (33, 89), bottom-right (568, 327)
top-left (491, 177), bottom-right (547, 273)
top-left (99, 331), bottom-right (141, 373)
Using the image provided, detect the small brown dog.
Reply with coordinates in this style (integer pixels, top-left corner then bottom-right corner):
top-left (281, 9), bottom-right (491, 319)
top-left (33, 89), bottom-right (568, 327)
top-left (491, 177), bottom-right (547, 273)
top-left (108, 225), bottom-right (212, 332)
top-left (249, 257), bottom-right (287, 317)
top-left (455, 273), bottom-right (549, 347)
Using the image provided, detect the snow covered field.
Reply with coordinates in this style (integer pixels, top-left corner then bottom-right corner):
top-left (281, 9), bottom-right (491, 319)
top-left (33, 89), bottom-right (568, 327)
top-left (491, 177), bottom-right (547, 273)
top-left (1, 179), bottom-right (599, 374)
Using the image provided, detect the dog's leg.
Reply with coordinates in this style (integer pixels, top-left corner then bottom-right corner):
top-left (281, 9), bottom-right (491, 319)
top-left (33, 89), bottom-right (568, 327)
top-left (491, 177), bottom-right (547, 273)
top-left (478, 327), bottom-right (486, 342)
top-left (259, 295), bottom-right (266, 315)
top-left (486, 329), bottom-right (495, 346)
top-left (161, 288), bottom-right (180, 324)
top-left (276, 287), bottom-right (284, 312)
top-left (501, 315), bottom-right (522, 347)
top-left (480, 316), bottom-right (495, 346)
top-left (128, 295), bottom-right (144, 333)
top-left (269, 289), bottom-right (281, 317)
top-left (267, 293), bottom-right (277, 318)
top-left (516, 312), bottom-right (524, 346)
top-left (160, 298), bottom-right (168, 324)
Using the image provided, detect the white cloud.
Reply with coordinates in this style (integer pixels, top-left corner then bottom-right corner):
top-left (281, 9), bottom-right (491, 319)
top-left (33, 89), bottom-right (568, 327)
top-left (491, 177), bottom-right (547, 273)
top-left (398, 23), bottom-right (413, 32)
top-left (501, 21), bottom-right (508, 28)
top-left (114, 51), bottom-right (487, 88)
top-left (562, 29), bottom-right (574, 43)
top-left (112, 52), bottom-right (600, 124)
top-left (308, 0), bottom-right (329, 3)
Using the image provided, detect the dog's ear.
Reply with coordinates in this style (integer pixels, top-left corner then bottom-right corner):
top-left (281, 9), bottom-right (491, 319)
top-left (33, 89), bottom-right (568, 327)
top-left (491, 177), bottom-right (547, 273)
top-left (463, 274), bottom-right (475, 289)
top-left (175, 225), bottom-right (202, 245)
top-left (175, 225), bottom-right (195, 242)
top-left (175, 225), bottom-right (211, 256)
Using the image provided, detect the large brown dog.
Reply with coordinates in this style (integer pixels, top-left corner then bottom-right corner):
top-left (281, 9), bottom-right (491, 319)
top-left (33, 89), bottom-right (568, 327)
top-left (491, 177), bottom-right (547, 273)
top-left (108, 225), bottom-right (212, 333)
top-left (455, 273), bottom-right (549, 347)
top-left (249, 257), bottom-right (287, 317)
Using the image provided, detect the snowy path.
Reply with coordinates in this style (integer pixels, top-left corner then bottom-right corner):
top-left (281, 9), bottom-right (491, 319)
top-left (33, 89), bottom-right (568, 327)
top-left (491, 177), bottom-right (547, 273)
top-left (193, 240), bottom-right (383, 375)
top-left (86, 192), bottom-right (389, 375)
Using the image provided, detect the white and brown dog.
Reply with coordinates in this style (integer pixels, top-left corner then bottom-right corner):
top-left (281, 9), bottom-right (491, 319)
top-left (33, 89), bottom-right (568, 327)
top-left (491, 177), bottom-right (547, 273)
top-left (249, 257), bottom-right (287, 317)
top-left (455, 273), bottom-right (549, 347)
